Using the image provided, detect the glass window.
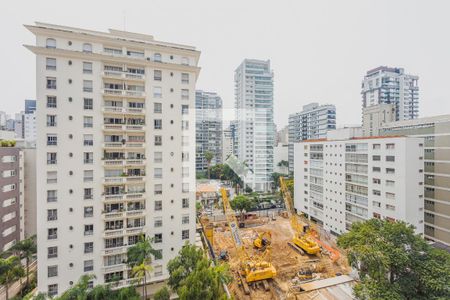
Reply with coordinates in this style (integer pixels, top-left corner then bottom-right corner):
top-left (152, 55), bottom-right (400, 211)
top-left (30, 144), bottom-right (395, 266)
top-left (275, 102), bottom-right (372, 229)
top-left (47, 96), bottom-right (57, 108)
top-left (181, 105), bottom-right (189, 114)
top-left (181, 57), bottom-right (189, 66)
top-left (154, 70), bottom-right (162, 81)
top-left (46, 77), bottom-right (56, 89)
top-left (153, 87), bottom-right (162, 98)
top-left (83, 134), bottom-right (93, 146)
top-left (154, 103), bottom-right (162, 113)
top-left (83, 43), bottom-right (92, 53)
top-left (182, 198), bottom-right (189, 208)
top-left (83, 80), bottom-right (93, 92)
top-left (48, 228), bottom-right (57, 240)
top-left (84, 170), bottom-right (93, 182)
top-left (83, 116), bottom-right (93, 128)
top-left (182, 230), bottom-right (189, 240)
top-left (46, 58), bottom-right (56, 70)
top-left (46, 38), bottom-right (56, 48)
top-left (154, 136), bottom-right (162, 146)
top-left (47, 115), bottom-right (57, 127)
top-left (83, 62), bottom-right (93, 74)
top-left (47, 209), bottom-right (57, 221)
top-left (47, 246), bottom-right (58, 259)
top-left (47, 134), bottom-right (57, 146)
top-left (84, 260), bottom-right (94, 272)
top-left (84, 242), bottom-right (93, 253)
top-left (48, 284), bottom-right (58, 297)
top-left (154, 152), bottom-right (162, 163)
top-left (181, 89), bottom-right (189, 100)
top-left (181, 73), bottom-right (189, 84)
top-left (154, 184), bottom-right (162, 195)
top-left (154, 200), bottom-right (162, 211)
top-left (154, 53), bottom-right (162, 62)
top-left (154, 119), bottom-right (162, 130)
top-left (84, 98), bottom-right (93, 110)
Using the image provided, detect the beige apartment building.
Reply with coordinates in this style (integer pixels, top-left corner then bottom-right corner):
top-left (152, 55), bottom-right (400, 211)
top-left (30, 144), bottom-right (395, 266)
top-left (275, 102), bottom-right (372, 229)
top-left (26, 22), bottom-right (200, 296)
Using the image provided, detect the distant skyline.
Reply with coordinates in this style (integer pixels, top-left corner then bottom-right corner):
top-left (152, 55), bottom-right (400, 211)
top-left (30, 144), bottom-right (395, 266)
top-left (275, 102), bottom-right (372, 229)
top-left (2, 0), bottom-right (450, 127)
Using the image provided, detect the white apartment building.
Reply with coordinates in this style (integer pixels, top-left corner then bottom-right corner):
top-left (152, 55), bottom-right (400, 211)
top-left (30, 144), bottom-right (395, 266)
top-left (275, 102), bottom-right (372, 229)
top-left (288, 103), bottom-right (336, 173)
top-left (235, 59), bottom-right (274, 192)
top-left (24, 112), bottom-right (37, 147)
top-left (294, 129), bottom-right (424, 236)
top-left (362, 103), bottom-right (396, 137)
top-left (223, 128), bottom-right (233, 161)
top-left (26, 22), bottom-right (200, 296)
top-left (362, 66), bottom-right (419, 121)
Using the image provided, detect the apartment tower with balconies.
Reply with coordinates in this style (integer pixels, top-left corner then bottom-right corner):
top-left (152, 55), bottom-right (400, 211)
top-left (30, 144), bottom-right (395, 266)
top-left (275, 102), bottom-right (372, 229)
top-left (26, 22), bottom-right (200, 296)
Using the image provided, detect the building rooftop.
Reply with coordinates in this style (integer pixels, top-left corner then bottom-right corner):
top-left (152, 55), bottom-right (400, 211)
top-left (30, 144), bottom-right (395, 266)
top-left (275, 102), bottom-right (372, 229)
top-left (382, 114), bottom-right (450, 128)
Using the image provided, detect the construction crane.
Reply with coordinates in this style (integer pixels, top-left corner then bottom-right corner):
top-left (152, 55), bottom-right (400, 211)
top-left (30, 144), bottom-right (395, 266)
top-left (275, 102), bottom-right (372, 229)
top-left (279, 177), bottom-right (321, 255)
top-left (220, 188), bottom-right (277, 294)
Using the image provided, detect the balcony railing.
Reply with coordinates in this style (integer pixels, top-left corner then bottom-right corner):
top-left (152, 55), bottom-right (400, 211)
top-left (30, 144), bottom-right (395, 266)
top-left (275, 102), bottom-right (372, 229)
top-left (102, 124), bottom-right (146, 131)
top-left (102, 106), bottom-right (145, 114)
top-left (102, 142), bottom-right (145, 149)
top-left (102, 88), bottom-right (145, 98)
top-left (102, 70), bottom-right (145, 81)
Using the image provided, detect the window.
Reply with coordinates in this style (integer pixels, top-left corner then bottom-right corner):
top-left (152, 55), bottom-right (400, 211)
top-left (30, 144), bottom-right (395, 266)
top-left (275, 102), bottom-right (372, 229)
top-left (372, 144), bottom-right (380, 150)
top-left (372, 167), bottom-right (381, 173)
top-left (182, 167), bottom-right (189, 178)
top-left (372, 201), bottom-right (381, 208)
top-left (154, 53), bottom-right (162, 62)
top-left (84, 170), bottom-right (93, 182)
top-left (181, 73), bottom-right (189, 84)
top-left (372, 178), bottom-right (381, 184)
top-left (83, 116), bottom-right (93, 128)
top-left (46, 77), bottom-right (56, 89)
top-left (181, 89), bottom-right (189, 100)
top-left (47, 190), bottom-right (57, 202)
top-left (47, 96), bottom-right (57, 108)
top-left (84, 224), bottom-right (94, 236)
top-left (47, 152), bottom-right (57, 164)
top-left (386, 180), bottom-right (395, 187)
top-left (83, 98), bottom-right (93, 110)
top-left (182, 136), bottom-right (189, 147)
top-left (154, 200), bottom-right (162, 211)
top-left (372, 155), bottom-right (381, 161)
top-left (181, 105), bottom-right (189, 115)
top-left (83, 62), bottom-right (93, 74)
top-left (386, 204), bottom-right (395, 211)
top-left (182, 230), bottom-right (189, 240)
top-left (84, 152), bottom-right (93, 164)
top-left (182, 215), bottom-right (189, 224)
top-left (82, 43), bottom-right (92, 53)
top-left (154, 217), bottom-right (163, 228)
top-left (47, 134), bottom-right (57, 146)
top-left (154, 168), bottom-right (162, 179)
top-left (182, 183), bottom-right (189, 193)
top-left (47, 209), bottom-right (57, 221)
top-left (3, 198), bottom-right (16, 207)
top-left (46, 58), bottom-right (56, 70)
top-left (154, 70), bottom-right (162, 81)
top-left (386, 143), bottom-right (395, 150)
top-left (182, 152), bottom-right (189, 162)
top-left (386, 156), bottom-right (395, 162)
top-left (84, 188), bottom-right (93, 200)
top-left (84, 207), bottom-right (93, 217)
top-left (84, 242), bottom-right (93, 254)
top-left (182, 198), bottom-right (189, 208)
top-left (84, 260), bottom-right (94, 272)
top-left (46, 38), bottom-right (56, 48)
top-left (48, 246), bottom-right (58, 259)
top-left (154, 265), bottom-right (163, 277)
top-left (372, 190), bottom-right (381, 196)
top-left (386, 192), bottom-right (395, 200)
top-left (47, 171), bottom-right (57, 184)
top-left (154, 119), bottom-right (162, 130)
top-left (48, 228), bottom-right (57, 240)
top-left (83, 80), bottom-right (93, 92)
top-left (154, 233), bottom-right (162, 243)
top-left (153, 87), bottom-right (162, 98)
top-left (47, 115), bottom-right (56, 127)
top-left (154, 136), bottom-right (162, 146)
top-left (181, 57), bottom-right (189, 66)
top-left (48, 284), bottom-right (58, 297)
top-left (84, 134), bottom-right (93, 146)
top-left (154, 184), bottom-right (162, 195)
top-left (154, 103), bottom-right (162, 113)
top-left (386, 168), bottom-right (395, 174)
top-left (182, 120), bottom-right (189, 130)
top-left (154, 152), bottom-right (162, 163)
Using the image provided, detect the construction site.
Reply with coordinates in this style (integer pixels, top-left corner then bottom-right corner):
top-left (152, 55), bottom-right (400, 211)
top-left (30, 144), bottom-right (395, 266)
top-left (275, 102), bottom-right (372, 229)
top-left (199, 178), bottom-right (354, 300)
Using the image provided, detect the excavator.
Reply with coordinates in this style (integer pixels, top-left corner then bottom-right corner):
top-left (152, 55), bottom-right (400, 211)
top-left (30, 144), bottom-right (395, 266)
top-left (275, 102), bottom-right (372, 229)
top-left (253, 231), bottom-right (271, 250)
top-left (279, 177), bottom-right (321, 255)
top-left (220, 188), bottom-right (277, 294)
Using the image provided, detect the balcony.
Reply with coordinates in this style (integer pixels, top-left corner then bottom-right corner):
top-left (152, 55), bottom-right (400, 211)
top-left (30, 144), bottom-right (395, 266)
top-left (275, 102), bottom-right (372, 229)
top-left (103, 176), bottom-right (145, 185)
top-left (102, 159), bottom-right (146, 167)
top-left (102, 88), bottom-right (146, 98)
top-left (102, 124), bottom-right (146, 132)
top-left (102, 106), bottom-right (145, 115)
top-left (126, 209), bottom-right (145, 217)
top-left (103, 211), bottom-right (124, 219)
top-left (102, 263), bottom-right (127, 273)
top-left (102, 142), bottom-right (145, 149)
top-left (103, 229), bottom-right (124, 238)
top-left (102, 70), bottom-right (145, 81)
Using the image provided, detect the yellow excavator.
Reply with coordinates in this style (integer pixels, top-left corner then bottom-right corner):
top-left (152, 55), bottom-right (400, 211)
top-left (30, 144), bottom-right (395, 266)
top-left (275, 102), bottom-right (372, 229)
top-left (253, 231), bottom-right (271, 250)
top-left (220, 188), bottom-right (277, 294)
top-left (279, 177), bottom-right (321, 255)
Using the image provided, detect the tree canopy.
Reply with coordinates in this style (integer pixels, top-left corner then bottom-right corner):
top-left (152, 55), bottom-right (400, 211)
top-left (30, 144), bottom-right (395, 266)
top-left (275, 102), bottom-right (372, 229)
top-left (337, 219), bottom-right (450, 300)
top-left (230, 194), bottom-right (255, 219)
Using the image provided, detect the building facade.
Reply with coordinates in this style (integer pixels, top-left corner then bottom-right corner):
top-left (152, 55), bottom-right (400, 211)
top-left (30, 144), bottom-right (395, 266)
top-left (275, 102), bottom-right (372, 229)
top-left (288, 103), bottom-right (336, 173)
top-left (24, 112), bottom-right (37, 147)
top-left (362, 103), bottom-right (396, 137)
top-left (25, 99), bottom-right (37, 114)
top-left (195, 90), bottom-right (222, 172)
top-left (362, 66), bottom-right (419, 121)
top-left (26, 22), bottom-right (200, 296)
top-left (222, 127), bottom-right (233, 161)
top-left (235, 59), bottom-right (274, 192)
top-left (294, 130), bottom-right (424, 236)
top-left (0, 147), bottom-right (25, 251)
top-left (380, 115), bottom-right (450, 245)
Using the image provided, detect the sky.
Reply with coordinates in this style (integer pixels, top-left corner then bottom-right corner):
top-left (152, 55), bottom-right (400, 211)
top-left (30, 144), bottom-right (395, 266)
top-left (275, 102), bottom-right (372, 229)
top-left (1, 0), bottom-right (450, 128)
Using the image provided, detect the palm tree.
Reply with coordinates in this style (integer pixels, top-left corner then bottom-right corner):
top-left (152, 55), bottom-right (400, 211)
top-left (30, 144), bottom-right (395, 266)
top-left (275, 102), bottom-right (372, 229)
top-left (0, 256), bottom-right (25, 300)
top-left (10, 235), bottom-right (36, 288)
top-left (131, 262), bottom-right (152, 300)
top-left (204, 151), bottom-right (214, 179)
top-left (126, 235), bottom-right (161, 268)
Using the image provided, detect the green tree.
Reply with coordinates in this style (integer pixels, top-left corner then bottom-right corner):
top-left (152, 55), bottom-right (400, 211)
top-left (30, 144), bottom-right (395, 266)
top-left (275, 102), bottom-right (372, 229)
top-left (167, 244), bottom-right (231, 300)
top-left (131, 262), bottom-right (152, 300)
top-left (230, 195), bottom-right (254, 221)
top-left (277, 160), bottom-right (289, 168)
top-left (57, 274), bottom-right (94, 300)
top-left (337, 219), bottom-right (450, 300)
top-left (10, 235), bottom-right (37, 288)
top-left (204, 151), bottom-right (214, 179)
top-left (271, 173), bottom-right (284, 189)
top-left (153, 286), bottom-right (170, 300)
top-left (126, 235), bottom-right (161, 268)
top-left (0, 256), bottom-right (25, 300)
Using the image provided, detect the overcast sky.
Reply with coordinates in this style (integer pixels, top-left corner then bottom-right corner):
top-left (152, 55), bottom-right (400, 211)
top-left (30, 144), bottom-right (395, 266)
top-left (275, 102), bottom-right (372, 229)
top-left (1, 0), bottom-right (450, 127)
